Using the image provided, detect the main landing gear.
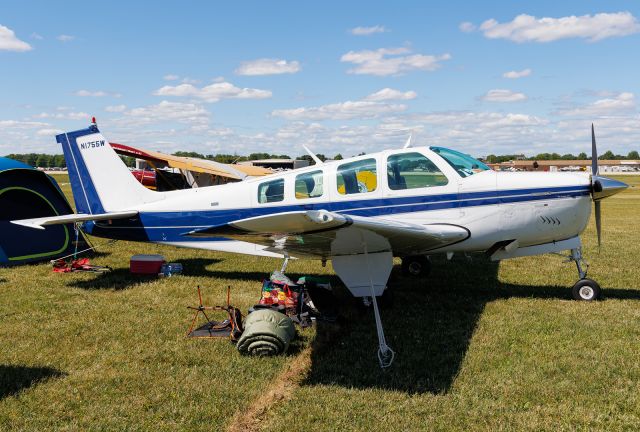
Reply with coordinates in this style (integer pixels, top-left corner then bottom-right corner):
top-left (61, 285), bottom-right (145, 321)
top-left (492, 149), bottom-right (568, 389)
top-left (401, 255), bottom-right (431, 278)
top-left (567, 247), bottom-right (601, 301)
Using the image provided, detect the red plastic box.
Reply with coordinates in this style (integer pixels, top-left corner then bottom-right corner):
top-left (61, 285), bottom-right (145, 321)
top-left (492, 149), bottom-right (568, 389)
top-left (130, 254), bottom-right (165, 275)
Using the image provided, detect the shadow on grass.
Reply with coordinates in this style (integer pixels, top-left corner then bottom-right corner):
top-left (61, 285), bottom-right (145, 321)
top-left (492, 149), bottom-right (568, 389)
top-left (65, 257), bottom-right (336, 291)
top-left (66, 258), bottom-right (226, 290)
top-left (178, 258), bottom-right (336, 285)
top-left (67, 268), bottom-right (160, 290)
top-left (303, 255), bottom-right (640, 395)
top-left (0, 365), bottom-right (65, 400)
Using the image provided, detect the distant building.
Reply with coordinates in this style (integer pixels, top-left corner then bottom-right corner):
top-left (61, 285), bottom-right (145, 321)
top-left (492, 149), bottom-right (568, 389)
top-left (488, 160), bottom-right (640, 173)
top-left (238, 159), bottom-right (310, 171)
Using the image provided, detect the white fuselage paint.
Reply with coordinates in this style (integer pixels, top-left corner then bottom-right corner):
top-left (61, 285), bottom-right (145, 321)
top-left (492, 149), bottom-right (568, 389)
top-left (128, 147), bottom-right (592, 258)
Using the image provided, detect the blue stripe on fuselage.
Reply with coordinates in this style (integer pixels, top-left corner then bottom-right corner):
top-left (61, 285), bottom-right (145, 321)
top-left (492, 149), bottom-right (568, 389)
top-left (85, 185), bottom-right (591, 243)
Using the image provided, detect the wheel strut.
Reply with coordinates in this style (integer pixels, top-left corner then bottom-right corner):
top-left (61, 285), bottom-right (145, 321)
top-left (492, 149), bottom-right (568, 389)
top-left (362, 240), bottom-right (394, 368)
top-left (569, 247), bottom-right (588, 279)
top-left (566, 247), bottom-right (601, 301)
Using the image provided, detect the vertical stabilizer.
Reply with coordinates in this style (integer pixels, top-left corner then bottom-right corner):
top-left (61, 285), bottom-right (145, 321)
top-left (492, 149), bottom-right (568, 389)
top-left (57, 125), bottom-right (164, 214)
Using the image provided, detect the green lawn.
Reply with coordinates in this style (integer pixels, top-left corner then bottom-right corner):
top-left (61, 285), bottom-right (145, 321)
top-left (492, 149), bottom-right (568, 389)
top-left (1, 175), bottom-right (639, 431)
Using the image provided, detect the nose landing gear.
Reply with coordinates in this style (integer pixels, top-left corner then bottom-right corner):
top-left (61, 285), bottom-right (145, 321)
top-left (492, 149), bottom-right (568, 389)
top-left (567, 247), bottom-right (601, 301)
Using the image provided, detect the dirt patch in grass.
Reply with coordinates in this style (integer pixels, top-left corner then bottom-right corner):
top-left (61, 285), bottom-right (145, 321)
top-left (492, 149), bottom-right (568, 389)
top-left (227, 347), bottom-right (312, 432)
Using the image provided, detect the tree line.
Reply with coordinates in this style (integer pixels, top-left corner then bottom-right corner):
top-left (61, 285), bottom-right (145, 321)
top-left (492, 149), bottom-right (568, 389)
top-left (485, 150), bottom-right (640, 164)
top-left (4, 153), bottom-right (137, 168)
top-left (7, 149), bottom-right (637, 169)
top-left (2, 151), bottom-right (346, 168)
top-left (173, 151), bottom-right (344, 164)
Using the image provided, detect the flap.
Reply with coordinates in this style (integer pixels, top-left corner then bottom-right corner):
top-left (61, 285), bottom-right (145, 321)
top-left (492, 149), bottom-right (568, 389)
top-left (185, 210), bottom-right (470, 258)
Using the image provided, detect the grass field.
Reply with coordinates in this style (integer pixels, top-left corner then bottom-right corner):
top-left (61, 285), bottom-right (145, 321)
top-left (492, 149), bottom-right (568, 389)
top-left (1, 175), bottom-right (639, 431)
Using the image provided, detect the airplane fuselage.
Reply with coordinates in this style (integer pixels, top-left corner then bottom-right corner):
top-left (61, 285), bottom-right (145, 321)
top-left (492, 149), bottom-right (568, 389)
top-left (83, 146), bottom-right (592, 259)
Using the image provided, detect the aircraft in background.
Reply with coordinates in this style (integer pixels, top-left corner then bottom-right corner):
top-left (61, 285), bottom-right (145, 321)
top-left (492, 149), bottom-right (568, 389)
top-left (13, 121), bottom-right (627, 367)
top-left (110, 142), bottom-right (272, 190)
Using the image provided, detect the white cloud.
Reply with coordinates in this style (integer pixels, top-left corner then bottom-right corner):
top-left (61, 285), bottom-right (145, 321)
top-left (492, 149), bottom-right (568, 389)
top-left (57, 34), bottom-right (75, 42)
top-left (0, 120), bottom-right (60, 153)
top-left (459, 22), bottom-right (476, 33)
top-left (364, 88), bottom-right (417, 101)
top-left (30, 32), bottom-right (43, 40)
top-left (75, 90), bottom-right (121, 98)
top-left (105, 104), bottom-right (127, 113)
top-left (350, 25), bottom-right (388, 36)
top-left (341, 47), bottom-right (451, 76)
top-left (75, 90), bottom-right (107, 97)
top-left (558, 92), bottom-right (636, 117)
top-left (271, 100), bottom-right (407, 121)
top-left (478, 12), bottom-right (640, 43)
top-left (154, 81), bottom-right (272, 103)
top-left (163, 74), bottom-right (179, 81)
top-left (0, 120), bottom-right (49, 128)
top-left (36, 128), bottom-right (63, 136)
top-left (124, 101), bottom-right (209, 126)
top-left (0, 25), bottom-right (32, 51)
top-left (503, 68), bottom-right (532, 79)
top-left (235, 58), bottom-right (301, 75)
top-left (481, 89), bottom-right (528, 102)
top-left (34, 111), bottom-right (90, 120)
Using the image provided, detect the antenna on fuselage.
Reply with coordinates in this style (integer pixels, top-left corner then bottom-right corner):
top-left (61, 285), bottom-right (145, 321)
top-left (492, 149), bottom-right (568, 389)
top-left (403, 133), bottom-right (413, 149)
top-left (303, 144), bottom-right (323, 165)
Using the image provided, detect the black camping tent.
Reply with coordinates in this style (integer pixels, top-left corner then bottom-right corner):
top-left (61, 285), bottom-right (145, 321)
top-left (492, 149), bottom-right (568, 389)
top-left (0, 157), bottom-right (83, 266)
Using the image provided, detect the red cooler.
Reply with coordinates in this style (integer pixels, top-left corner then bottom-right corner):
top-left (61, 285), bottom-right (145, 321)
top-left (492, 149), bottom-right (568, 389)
top-left (130, 254), bottom-right (165, 275)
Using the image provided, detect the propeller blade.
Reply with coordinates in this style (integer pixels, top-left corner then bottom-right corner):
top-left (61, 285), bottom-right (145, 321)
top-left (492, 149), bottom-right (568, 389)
top-left (591, 123), bottom-right (598, 177)
top-left (594, 200), bottom-right (602, 249)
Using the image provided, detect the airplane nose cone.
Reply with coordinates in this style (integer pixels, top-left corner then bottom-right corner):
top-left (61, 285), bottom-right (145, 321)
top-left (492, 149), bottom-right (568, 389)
top-left (592, 175), bottom-right (628, 200)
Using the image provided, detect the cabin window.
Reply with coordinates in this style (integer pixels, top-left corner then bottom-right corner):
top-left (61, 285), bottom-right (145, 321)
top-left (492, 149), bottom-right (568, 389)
top-left (386, 152), bottom-right (448, 190)
top-left (257, 178), bottom-right (285, 203)
top-left (295, 170), bottom-right (324, 199)
top-left (336, 158), bottom-right (377, 195)
top-left (430, 146), bottom-right (490, 178)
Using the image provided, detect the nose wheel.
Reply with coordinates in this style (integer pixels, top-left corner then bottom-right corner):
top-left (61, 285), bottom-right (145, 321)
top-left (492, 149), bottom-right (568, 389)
top-left (567, 247), bottom-right (601, 301)
top-left (572, 278), bottom-right (601, 301)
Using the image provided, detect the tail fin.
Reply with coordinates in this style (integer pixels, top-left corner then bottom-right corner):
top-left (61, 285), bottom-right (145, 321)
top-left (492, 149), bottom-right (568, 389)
top-left (57, 124), bottom-right (163, 214)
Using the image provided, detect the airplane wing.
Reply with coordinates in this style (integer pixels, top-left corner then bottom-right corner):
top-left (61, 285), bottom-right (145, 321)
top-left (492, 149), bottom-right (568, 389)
top-left (11, 210), bottom-right (139, 230)
top-left (184, 210), bottom-right (470, 258)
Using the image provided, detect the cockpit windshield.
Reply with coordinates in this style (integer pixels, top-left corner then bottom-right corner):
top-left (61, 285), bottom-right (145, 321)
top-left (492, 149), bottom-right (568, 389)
top-left (430, 147), bottom-right (490, 178)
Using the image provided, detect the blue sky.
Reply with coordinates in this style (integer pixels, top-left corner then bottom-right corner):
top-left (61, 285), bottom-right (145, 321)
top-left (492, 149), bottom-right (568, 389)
top-left (1, 1), bottom-right (639, 158)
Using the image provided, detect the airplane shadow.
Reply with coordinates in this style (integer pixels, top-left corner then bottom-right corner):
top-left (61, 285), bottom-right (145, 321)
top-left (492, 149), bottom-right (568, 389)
top-left (68, 268), bottom-right (159, 290)
top-left (303, 256), bottom-right (640, 395)
top-left (66, 258), bottom-right (225, 290)
top-left (0, 365), bottom-right (65, 400)
top-left (174, 258), bottom-right (336, 285)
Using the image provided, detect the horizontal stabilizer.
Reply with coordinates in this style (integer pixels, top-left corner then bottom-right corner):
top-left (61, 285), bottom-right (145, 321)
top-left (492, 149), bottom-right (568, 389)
top-left (11, 210), bottom-right (139, 230)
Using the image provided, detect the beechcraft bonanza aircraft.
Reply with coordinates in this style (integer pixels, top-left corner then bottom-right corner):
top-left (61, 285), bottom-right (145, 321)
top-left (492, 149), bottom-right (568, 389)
top-left (13, 121), bottom-right (628, 367)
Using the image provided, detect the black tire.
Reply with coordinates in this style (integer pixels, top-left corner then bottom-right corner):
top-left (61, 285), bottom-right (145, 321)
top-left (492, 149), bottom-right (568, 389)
top-left (572, 278), bottom-right (601, 301)
top-left (401, 256), bottom-right (431, 278)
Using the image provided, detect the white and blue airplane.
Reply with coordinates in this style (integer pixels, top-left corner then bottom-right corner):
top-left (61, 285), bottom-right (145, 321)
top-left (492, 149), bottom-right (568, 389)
top-left (13, 121), bottom-right (627, 367)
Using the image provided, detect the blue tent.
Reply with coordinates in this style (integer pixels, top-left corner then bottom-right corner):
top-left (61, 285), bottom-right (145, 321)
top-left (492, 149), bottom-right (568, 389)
top-left (0, 157), bottom-right (81, 266)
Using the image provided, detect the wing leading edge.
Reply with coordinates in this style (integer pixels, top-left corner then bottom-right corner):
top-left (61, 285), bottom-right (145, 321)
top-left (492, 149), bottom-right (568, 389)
top-left (185, 210), bottom-right (470, 258)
